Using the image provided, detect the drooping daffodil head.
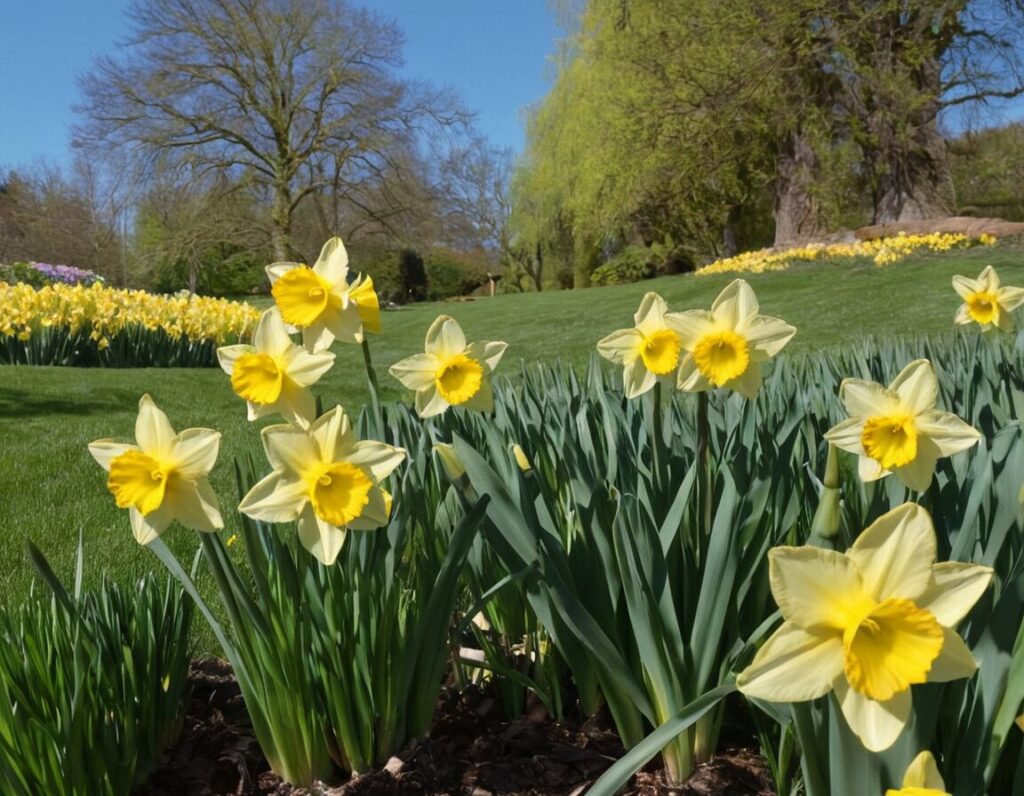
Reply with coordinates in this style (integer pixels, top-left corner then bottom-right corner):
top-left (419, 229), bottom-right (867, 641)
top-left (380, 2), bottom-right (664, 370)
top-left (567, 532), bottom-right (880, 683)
top-left (88, 394), bottom-right (223, 545)
top-left (737, 503), bottom-right (992, 752)
top-left (389, 315), bottom-right (507, 418)
top-left (238, 406), bottom-right (405, 565)
top-left (597, 292), bottom-right (689, 399)
top-left (886, 750), bottom-right (948, 796)
top-left (824, 359), bottom-right (980, 491)
top-left (217, 307), bottom-right (335, 429)
top-left (266, 237), bottom-right (380, 352)
top-left (952, 265), bottom-right (1024, 332)
top-left (675, 279), bottom-right (796, 399)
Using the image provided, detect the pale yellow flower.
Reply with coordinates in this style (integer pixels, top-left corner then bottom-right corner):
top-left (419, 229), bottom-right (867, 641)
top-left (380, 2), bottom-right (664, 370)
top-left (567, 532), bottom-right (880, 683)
top-left (217, 308), bottom-right (334, 428)
top-left (824, 360), bottom-right (980, 491)
top-left (952, 265), bottom-right (1024, 331)
top-left (597, 292), bottom-right (689, 399)
top-left (389, 316), bottom-right (507, 418)
top-left (674, 280), bottom-right (795, 399)
top-left (88, 394), bottom-right (223, 545)
top-left (886, 750), bottom-right (948, 795)
top-left (737, 503), bottom-right (991, 752)
top-left (238, 406), bottom-right (405, 565)
top-left (511, 443), bottom-right (532, 472)
top-left (266, 237), bottom-right (380, 352)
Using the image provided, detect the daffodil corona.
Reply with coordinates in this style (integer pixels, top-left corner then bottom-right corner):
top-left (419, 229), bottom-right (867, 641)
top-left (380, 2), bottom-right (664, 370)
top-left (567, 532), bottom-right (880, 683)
top-left (88, 394), bottom-right (223, 545)
top-left (217, 308), bottom-right (335, 428)
top-left (597, 293), bottom-right (688, 399)
top-left (266, 237), bottom-right (380, 352)
top-left (389, 316), bottom-right (507, 418)
top-left (737, 503), bottom-right (991, 752)
top-left (674, 280), bottom-right (795, 399)
top-left (824, 359), bottom-right (980, 491)
top-left (952, 265), bottom-right (1024, 331)
top-left (238, 406), bottom-right (405, 565)
top-left (886, 751), bottom-right (949, 796)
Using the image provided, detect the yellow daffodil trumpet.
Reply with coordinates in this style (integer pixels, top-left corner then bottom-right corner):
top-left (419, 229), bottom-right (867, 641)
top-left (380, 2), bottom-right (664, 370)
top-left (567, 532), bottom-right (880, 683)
top-left (824, 359), bottom-right (980, 491)
top-left (886, 750), bottom-right (949, 796)
top-left (737, 503), bottom-right (991, 752)
top-left (389, 315), bottom-right (507, 418)
top-left (238, 405), bottom-right (405, 565)
top-left (952, 265), bottom-right (1024, 331)
top-left (88, 394), bottom-right (224, 545)
top-left (266, 237), bottom-right (380, 352)
top-left (217, 307), bottom-right (335, 428)
top-left (673, 280), bottom-right (795, 399)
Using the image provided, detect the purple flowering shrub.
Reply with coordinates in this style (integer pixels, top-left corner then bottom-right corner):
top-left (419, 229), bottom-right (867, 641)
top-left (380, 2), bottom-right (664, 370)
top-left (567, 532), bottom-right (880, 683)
top-left (0, 261), bottom-right (102, 287)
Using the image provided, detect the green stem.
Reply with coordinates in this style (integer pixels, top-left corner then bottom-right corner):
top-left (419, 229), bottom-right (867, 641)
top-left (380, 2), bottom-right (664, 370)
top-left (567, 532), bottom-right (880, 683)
top-left (360, 336), bottom-right (385, 437)
top-left (696, 392), bottom-right (712, 536)
top-left (650, 381), bottom-right (664, 489)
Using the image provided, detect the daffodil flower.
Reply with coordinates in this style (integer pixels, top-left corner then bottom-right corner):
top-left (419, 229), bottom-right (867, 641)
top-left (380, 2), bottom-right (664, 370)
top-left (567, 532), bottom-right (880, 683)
top-left (597, 292), bottom-right (689, 399)
top-left (952, 265), bottom-right (1024, 331)
top-left (88, 394), bottom-right (223, 545)
top-left (673, 279), bottom-right (795, 399)
top-left (266, 237), bottom-right (380, 352)
top-left (216, 308), bottom-right (334, 428)
top-left (389, 316), bottom-right (507, 418)
top-left (238, 406), bottom-right (405, 565)
top-left (737, 503), bottom-right (991, 752)
top-left (824, 359), bottom-right (980, 491)
top-left (886, 750), bottom-right (948, 796)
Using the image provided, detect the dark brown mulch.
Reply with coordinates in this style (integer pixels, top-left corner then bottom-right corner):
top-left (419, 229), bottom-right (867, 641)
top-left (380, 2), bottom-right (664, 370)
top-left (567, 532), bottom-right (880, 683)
top-left (140, 660), bottom-right (774, 795)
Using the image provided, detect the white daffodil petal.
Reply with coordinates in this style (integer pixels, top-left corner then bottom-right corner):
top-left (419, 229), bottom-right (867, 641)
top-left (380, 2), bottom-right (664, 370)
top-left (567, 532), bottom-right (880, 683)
top-left (834, 677), bottom-right (910, 752)
top-left (309, 406), bottom-right (351, 462)
top-left (901, 751), bottom-right (946, 790)
top-left (135, 394), bottom-right (176, 456)
top-left (262, 424), bottom-right (319, 474)
top-left (623, 358), bottom-right (656, 399)
top-left (313, 237), bottom-right (349, 285)
top-left (711, 279), bottom-right (758, 328)
top-left (597, 328), bottom-right (643, 365)
top-left (916, 562), bottom-right (993, 626)
top-left (216, 344), bottom-right (254, 375)
top-left (238, 471), bottom-right (307, 523)
top-left (724, 364), bottom-right (763, 400)
top-left (743, 315), bottom-right (796, 360)
top-left (893, 452), bottom-right (937, 492)
top-left (171, 428), bottom-right (221, 481)
top-left (415, 385), bottom-right (450, 418)
top-left (999, 285), bottom-right (1024, 312)
top-left (324, 304), bottom-right (363, 345)
top-left (735, 623), bottom-right (844, 702)
top-left (390, 353), bottom-right (441, 391)
top-left (301, 320), bottom-right (335, 353)
top-left (348, 487), bottom-right (391, 530)
top-left (858, 454), bottom-right (890, 482)
top-left (768, 546), bottom-right (865, 631)
top-left (465, 340), bottom-right (508, 372)
top-left (285, 349), bottom-right (335, 388)
top-left (665, 309), bottom-right (715, 349)
top-left (462, 376), bottom-right (495, 412)
top-left (347, 441), bottom-right (406, 483)
top-left (167, 477), bottom-right (223, 532)
top-left (634, 292), bottom-right (668, 334)
top-left (890, 359), bottom-right (938, 415)
top-left (253, 307), bottom-right (293, 355)
top-left (265, 262), bottom-right (299, 284)
top-left (954, 304), bottom-right (973, 325)
top-left (129, 504), bottom-right (174, 546)
top-left (425, 315), bottom-right (466, 357)
top-left (847, 503), bottom-right (935, 603)
top-left (951, 274), bottom-right (977, 301)
top-left (824, 417), bottom-right (866, 455)
top-left (297, 506), bottom-right (346, 566)
top-left (840, 379), bottom-right (896, 418)
top-left (677, 355), bottom-right (711, 393)
top-left (927, 627), bottom-right (978, 683)
top-left (916, 411), bottom-right (981, 456)
top-left (276, 380), bottom-right (316, 428)
top-left (88, 440), bottom-right (137, 472)
top-left (979, 265), bottom-right (999, 292)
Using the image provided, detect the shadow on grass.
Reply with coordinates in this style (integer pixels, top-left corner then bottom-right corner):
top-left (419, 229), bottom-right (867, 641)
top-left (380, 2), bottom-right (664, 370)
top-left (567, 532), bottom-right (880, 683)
top-left (0, 387), bottom-right (140, 419)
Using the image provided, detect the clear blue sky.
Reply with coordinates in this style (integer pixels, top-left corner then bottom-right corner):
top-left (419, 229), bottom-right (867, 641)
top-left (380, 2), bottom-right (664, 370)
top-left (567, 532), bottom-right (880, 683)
top-left (0, 0), bottom-right (564, 168)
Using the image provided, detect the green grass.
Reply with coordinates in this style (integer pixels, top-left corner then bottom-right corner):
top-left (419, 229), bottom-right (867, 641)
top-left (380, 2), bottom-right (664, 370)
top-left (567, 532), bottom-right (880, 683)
top-left (1, 242), bottom-right (1021, 652)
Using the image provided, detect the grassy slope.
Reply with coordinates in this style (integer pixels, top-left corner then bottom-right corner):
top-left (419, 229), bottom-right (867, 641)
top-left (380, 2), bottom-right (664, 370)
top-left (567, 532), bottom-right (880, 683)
top-left (1, 242), bottom-right (1021, 649)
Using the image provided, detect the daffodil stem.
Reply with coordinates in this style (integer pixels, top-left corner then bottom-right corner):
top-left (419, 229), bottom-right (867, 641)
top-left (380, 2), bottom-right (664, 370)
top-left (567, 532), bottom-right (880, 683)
top-left (360, 337), bottom-right (385, 437)
top-left (696, 391), bottom-right (712, 535)
top-left (650, 381), bottom-right (664, 487)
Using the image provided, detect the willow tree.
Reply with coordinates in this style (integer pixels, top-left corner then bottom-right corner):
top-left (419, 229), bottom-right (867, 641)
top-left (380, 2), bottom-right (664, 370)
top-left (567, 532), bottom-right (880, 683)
top-left (76, 0), bottom-right (463, 261)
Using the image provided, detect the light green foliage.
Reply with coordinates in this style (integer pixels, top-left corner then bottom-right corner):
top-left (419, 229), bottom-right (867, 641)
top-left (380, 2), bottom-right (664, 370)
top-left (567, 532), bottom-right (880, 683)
top-left (0, 544), bottom-right (191, 796)
top-left (951, 123), bottom-right (1024, 221)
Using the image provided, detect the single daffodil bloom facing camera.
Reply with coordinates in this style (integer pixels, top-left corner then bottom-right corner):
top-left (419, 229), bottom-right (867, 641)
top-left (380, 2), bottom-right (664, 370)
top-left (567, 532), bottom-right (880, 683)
top-left (737, 503), bottom-right (991, 752)
top-left (824, 359), bottom-right (980, 491)
top-left (597, 292), bottom-right (690, 399)
top-left (88, 394), bottom-right (223, 545)
top-left (217, 307), bottom-right (335, 429)
top-left (389, 316), bottom-right (507, 418)
top-left (238, 406), bottom-right (405, 565)
top-left (674, 279), bottom-right (795, 399)
top-left (886, 750), bottom-right (948, 795)
top-left (266, 237), bottom-right (380, 352)
top-left (952, 265), bottom-right (1024, 331)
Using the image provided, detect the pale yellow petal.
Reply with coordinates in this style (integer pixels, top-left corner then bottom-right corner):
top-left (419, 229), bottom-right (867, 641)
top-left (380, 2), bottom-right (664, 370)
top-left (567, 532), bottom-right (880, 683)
top-left (665, 309), bottom-right (715, 350)
top-left (979, 265), bottom-right (999, 292)
top-left (216, 344), bottom-right (254, 376)
top-left (129, 505), bottom-right (173, 546)
top-left (390, 352), bottom-right (441, 391)
top-left (312, 237), bottom-right (349, 287)
top-left (916, 562), bottom-right (993, 626)
top-left (296, 505), bottom-right (346, 565)
top-left (623, 357), bottom-right (656, 399)
top-left (954, 303), bottom-right (973, 325)
top-left (275, 379), bottom-right (316, 428)
top-left (324, 304), bottom-right (362, 345)
top-left (634, 292), bottom-right (669, 335)
top-left (135, 394), bottom-right (176, 457)
top-left (166, 477), bottom-right (223, 532)
top-left (735, 622), bottom-right (844, 702)
top-left (253, 307), bottom-right (292, 355)
top-left (710, 279), bottom-right (758, 329)
top-left (88, 440), bottom-right (137, 472)
top-left (890, 360), bottom-right (938, 415)
top-left (901, 751), bottom-right (945, 789)
top-left (171, 428), bottom-right (221, 481)
top-left (724, 363), bottom-right (763, 399)
top-left (768, 546), bottom-right (866, 631)
top-left (998, 285), bottom-right (1024, 312)
top-left (834, 677), bottom-right (910, 752)
top-left (415, 384), bottom-right (449, 418)
top-left (300, 319), bottom-right (335, 353)
top-left (927, 626), bottom-right (978, 683)
top-left (465, 340), bottom-right (508, 372)
top-left (840, 379), bottom-right (897, 418)
top-left (859, 454), bottom-right (890, 482)
top-left (347, 440), bottom-right (406, 483)
top-left (265, 261), bottom-right (299, 285)
top-left (916, 411), bottom-right (981, 456)
top-left (892, 451), bottom-right (938, 492)
top-left (309, 406), bottom-right (352, 462)
top-left (677, 354), bottom-right (711, 393)
top-left (284, 348), bottom-right (335, 388)
top-left (262, 424), bottom-right (319, 474)
top-left (461, 375), bottom-right (495, 412)
top-left (425, 315), bottom-right (466, 357)
top-left (951, 274), bottom-right (978, 301)
top-left (347, 487), bottom-right (391, 530)
top-left (824, 417), bottom-right (866, 455)
top-left (847, 503), bottom-right (935, 603)
top-left (597, 328), bottom-right (642, 365)
top-left (742, 315), bottom-right (796, 361)
top-left (238, 471), bottom-right (307, 523)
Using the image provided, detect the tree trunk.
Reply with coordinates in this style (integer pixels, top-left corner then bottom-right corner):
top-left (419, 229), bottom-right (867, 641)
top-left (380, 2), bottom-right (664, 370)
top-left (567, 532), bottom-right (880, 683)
top-left (722, 206), bottom-right (741, 257)
top-left (573, 236), bottom-right (597, 289)
top-left (871, 116), bottom-right (955, 223)
top-left (532, 242), bottom-right (544, 292)
top-left (773, 130), bottom-right (824, 246)
top-left (271, 178), bottom-right (293, 262)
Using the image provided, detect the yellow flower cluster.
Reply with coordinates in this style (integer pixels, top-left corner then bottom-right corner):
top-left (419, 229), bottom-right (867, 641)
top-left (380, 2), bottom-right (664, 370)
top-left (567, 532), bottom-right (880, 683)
top-left (0, 281), bottom-right (259, 345)
top-left (696, 232), bottom-right (990, 276)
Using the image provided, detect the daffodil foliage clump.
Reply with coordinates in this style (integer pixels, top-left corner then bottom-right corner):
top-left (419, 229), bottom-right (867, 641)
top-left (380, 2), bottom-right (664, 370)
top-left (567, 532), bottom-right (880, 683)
top-left (0, 280), bottom-right (259, 366)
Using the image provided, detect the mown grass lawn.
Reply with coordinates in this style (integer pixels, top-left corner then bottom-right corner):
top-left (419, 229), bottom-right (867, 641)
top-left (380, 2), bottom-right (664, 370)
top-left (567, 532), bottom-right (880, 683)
top-left (1, 242), bottom-right (1022, 651)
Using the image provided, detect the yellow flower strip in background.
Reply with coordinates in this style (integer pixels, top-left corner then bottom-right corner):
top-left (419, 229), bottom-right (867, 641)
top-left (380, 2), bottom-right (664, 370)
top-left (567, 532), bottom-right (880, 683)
top-left (0, 280), bottom-right (258, 346)
top-left (696, 232), bottom-right (990, 277)
top-left (737, 503), bottom-right (991, 752)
